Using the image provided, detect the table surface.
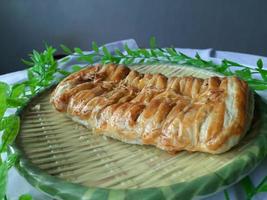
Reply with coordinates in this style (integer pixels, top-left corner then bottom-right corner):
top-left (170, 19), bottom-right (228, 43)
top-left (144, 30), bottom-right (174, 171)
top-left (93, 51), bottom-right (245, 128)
top-left (1, 39), bottom-right (267, 200)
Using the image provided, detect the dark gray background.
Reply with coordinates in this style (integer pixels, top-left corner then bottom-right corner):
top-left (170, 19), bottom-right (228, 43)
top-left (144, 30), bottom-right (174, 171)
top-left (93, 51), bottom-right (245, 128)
top-left (1, 0), bottom-right (267, 74)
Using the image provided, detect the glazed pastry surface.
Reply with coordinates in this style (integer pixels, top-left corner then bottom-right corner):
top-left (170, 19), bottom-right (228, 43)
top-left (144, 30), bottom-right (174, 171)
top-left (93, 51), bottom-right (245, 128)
top-left (50, 64), bottom-right (254, 154)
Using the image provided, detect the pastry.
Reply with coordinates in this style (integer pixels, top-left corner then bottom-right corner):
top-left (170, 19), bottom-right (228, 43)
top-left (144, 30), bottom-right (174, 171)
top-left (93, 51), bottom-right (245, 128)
top-left (50, 64), bottom-right (254, 154)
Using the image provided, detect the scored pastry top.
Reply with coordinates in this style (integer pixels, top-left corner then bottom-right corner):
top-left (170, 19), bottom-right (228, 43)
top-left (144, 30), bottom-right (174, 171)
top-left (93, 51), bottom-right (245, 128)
top-left (50, 64), bottom-right (254, 154)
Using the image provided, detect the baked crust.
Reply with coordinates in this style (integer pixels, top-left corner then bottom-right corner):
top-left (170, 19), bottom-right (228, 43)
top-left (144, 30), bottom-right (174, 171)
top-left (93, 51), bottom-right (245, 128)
top-left (50, 64), bottom-right (254, 154)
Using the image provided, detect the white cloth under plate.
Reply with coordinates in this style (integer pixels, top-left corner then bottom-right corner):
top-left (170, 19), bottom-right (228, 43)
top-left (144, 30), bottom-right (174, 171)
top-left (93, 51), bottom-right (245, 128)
top-left (1, 39), bottom-right (267, 200)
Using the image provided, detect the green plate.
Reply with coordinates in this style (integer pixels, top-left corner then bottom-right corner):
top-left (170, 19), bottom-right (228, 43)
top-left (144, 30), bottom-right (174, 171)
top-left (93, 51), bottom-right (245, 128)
top-left (10, 64), bottom-right (267, 200)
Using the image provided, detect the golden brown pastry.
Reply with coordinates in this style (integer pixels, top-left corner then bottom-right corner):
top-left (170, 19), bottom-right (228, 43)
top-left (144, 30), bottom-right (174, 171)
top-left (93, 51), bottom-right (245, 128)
top-left (50, 64), bottom-right (254, 154)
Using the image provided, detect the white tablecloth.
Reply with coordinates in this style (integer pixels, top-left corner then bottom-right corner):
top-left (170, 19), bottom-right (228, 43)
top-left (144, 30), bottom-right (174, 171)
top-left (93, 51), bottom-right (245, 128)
top-left (1, 39), bottom-right (267, 200)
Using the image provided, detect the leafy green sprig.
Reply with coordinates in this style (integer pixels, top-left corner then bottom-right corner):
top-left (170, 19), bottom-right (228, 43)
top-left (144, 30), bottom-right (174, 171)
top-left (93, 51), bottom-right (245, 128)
top-left (0, 45), bottom-right (70, 200)
top-left (63, 37), bottom-right (267, 90)
top-left (22, 45), bottom-right (72, 95)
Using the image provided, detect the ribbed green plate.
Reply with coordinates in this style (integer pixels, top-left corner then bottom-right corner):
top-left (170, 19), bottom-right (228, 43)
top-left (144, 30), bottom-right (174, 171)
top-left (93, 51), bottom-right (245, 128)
top-left (10, 64), bottom-right (267, 200)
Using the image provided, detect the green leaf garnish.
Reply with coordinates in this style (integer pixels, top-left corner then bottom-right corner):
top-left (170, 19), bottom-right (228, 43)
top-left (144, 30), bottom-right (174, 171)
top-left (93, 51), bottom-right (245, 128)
top-left (71, 65), bottom-right (83, 72)
top-left (92, 41), bottom-right (99, 53)
top-left (0, 82), bottom-right (10, 119)
top-left (77, 54), bottom-right (94, 63)
top-left (0, 115), bottom-right (20, 152)
top-left (0, 161), bottom-right (8, 200)
top-left (10, 83), bottom-right (25, 98)
top-left (60, 57), bottom-right (70, 63)
top-left (257, 59), bottom-right (263, 69)
top-left (19, 194), bottom-right (33, 200)
top-left (102, 46), bottom-right (111, 58)
top-left (60, 44), bottom-right (73, 55)
top-left (74, 47), bottom-right (83, 55)
top-left (124, 44), bottom-right (136, 56)
top-left (115, 49), bottom-right (124, 57)
top-left (0, 154), bottom-right (17, 200)
top-left (149, 36), bottom-right (157, 49)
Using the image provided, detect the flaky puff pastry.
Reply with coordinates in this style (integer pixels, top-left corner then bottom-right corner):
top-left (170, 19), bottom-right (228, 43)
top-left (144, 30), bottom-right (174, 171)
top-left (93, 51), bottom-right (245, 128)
top-left (50, 64), bottom-right (254, 154)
